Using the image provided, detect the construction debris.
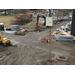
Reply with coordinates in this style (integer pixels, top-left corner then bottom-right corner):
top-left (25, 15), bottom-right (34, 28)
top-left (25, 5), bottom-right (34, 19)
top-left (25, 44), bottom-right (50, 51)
top-left (56, 35), bottom-right (74, 41)
top-left (2, 25), bottom-right (27, 35)
top-left (15, 31), bottom-right (25, 36)
top-left (56, 55), bottom-right (69, 61)
top-left (65, 21), bottom-right (71, 31)
top-left (53, 21), bottom-right (74, 42)
top-left (44, 21), bottom-right (74, 43)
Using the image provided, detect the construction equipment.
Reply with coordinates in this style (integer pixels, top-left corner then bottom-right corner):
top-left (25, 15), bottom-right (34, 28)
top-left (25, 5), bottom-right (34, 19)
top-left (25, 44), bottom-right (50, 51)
top-left (42, 21), bottom-right (45, 25)
top-left (0, 37), bottom-right (10, 46)
top-left (0, 23), bottom-right (11, 46)
top-left (36, 14), bottom-right (46, 26)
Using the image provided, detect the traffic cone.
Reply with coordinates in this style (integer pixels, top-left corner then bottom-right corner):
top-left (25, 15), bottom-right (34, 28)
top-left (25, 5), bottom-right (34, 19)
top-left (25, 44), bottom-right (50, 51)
top-left (55, 34), bottom-right (57, 37)
top-left (45, 36), bottom-right (49, 42)
top-left (66, 32), bottom-right (71, 35)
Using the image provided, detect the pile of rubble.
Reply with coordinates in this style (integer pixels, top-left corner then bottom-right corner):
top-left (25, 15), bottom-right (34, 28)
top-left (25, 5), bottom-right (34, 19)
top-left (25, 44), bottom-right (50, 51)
top-left (45, 21), bottom-right (75, 42)
top-left (2, 25), bottom-right (27, 36)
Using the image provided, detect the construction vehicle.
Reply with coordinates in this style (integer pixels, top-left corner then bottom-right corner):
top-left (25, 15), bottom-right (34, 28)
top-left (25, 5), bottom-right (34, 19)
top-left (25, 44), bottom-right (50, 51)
top-left (0, 23), bottom-right (11, 46)
top-left (0, 37), bottom-right (10, 46)
top-left (36, 14), bottom-right (46, 26)
top-left (42, 20), bottom-right (45, 25)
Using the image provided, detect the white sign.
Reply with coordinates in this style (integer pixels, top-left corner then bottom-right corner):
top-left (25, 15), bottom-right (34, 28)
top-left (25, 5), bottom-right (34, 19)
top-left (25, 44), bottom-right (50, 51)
top-left (46, 17), bottom-right (53, 26)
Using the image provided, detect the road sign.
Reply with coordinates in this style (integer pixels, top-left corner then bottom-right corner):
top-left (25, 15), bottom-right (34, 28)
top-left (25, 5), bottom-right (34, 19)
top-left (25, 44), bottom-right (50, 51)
top-left (46, 17), bottom-right (53, 26)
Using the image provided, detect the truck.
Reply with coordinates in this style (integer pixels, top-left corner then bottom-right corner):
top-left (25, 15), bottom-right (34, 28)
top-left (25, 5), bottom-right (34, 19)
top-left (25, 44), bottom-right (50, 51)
top-left (0, 37), bottom-right (10, 46)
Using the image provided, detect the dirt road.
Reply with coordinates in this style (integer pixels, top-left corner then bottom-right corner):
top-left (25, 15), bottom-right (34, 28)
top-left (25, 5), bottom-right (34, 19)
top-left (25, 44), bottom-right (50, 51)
top-left (0, 21), bottom-right (75, 65)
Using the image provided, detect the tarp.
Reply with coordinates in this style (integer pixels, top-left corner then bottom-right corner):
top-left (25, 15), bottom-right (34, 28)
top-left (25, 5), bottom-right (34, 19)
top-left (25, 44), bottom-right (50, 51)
top-left (2, 31), bottom-right (17, 34)
top-left (56, 35), bottom-right (74, 41)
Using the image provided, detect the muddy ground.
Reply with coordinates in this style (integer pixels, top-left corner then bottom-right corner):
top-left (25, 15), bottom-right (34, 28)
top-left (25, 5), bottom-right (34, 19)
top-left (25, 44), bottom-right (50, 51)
top-left (0, 21), bottom-right (75, 65)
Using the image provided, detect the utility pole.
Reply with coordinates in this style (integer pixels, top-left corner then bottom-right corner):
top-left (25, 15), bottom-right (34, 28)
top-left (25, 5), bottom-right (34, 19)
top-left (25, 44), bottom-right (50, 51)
top-left (71, 9), bottom-right (75, 36)
top-left (49, 9), bottom-right (52, 17)
top-left (49, 9), bottom-right (52, 62)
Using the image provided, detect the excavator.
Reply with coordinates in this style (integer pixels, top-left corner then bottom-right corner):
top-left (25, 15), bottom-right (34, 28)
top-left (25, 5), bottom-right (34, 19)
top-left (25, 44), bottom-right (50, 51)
top-left (36, 14), bottom-right (46, 27)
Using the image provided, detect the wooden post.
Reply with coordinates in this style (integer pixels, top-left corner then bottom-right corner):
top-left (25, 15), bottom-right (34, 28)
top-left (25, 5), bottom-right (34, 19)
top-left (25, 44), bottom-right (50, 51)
top-left (49, 9), bottom-right (52, 62)
top-left (50, 27), bottom-right (52, 62)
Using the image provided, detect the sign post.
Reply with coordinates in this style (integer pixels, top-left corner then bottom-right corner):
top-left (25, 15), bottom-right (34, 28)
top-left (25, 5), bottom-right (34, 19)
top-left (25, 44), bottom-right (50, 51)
top-left (46, 9), bottom-right (53, 62)
top-left (50, 26), bottom-right (52, 62)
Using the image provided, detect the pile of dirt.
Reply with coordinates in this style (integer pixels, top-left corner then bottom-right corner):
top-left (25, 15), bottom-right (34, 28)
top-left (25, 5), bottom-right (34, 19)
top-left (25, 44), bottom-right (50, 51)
top-left (11, 16), bottom-right (32, 25)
